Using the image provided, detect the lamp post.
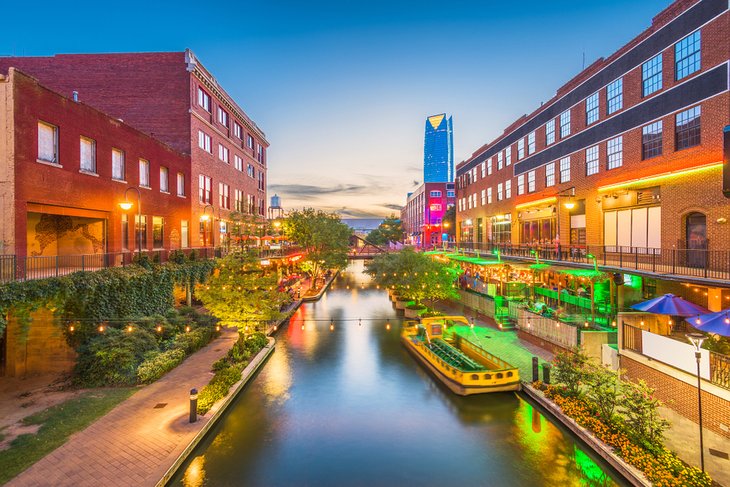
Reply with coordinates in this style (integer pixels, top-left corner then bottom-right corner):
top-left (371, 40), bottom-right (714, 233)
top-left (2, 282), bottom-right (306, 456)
top-left (442, 221), bottom-right (449, 249)
top-left (119, 187), bottom-right (142, 259)
top-left (686, 332), bottom-right (706, 472)
top-left (200, 204), bottom-right (214, 248)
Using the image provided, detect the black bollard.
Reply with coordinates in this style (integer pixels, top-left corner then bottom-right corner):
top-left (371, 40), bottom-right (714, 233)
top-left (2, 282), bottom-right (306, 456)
top-left (189, 388), bottom-right (198, 423)
top-left (532, 357), bottom-right (539, 383)
top-left (542, 363), bottom-right (551, 384)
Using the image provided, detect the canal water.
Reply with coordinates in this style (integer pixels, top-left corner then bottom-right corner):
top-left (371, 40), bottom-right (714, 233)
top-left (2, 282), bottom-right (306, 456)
top-left (171, 261), bottom-right (625, 487)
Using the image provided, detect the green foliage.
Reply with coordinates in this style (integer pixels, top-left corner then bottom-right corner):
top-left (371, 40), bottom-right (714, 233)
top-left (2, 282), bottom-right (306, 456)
top-left (366, 214), bottom-right (403, 245)
top-left (196, 365), bottom-right (242, 415)
top-left (170, 327), bottom-right (216, 355)
top-left (364, 248), bottom-right (460, 304)
top-left (443, 205), bottom-right (456, 237)
top-left (583, 362), bottom-right (621, 425)
top-left (619, 379), bottom-right (670, 450)
top-left (137, 348), bottom-right (186, 384)
top-left (283, 208), bottom-right (351, 280)
top-left (552, 348), bottom-right (588, 397)
top-left (195, 252), bottom-right (288, 334)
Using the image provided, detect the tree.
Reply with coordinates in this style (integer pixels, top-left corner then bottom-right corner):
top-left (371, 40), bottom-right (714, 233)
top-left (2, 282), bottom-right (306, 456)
top-left (366, 215), bottom-right (403, 245)
top-left (552, 348), bottom-right (588, 397)
top-left (619, 379), bottom-right (669, 450)
top-left (283, 208), bottom-right (351, 285)
top-left (195, 251), bottom-right (290, 335)
top-left (583, 362), bottom-right (621, 425)
top-left (443, 205), bottom-right (456, 238)
top-left (364, 248), bottom-right (460, 305)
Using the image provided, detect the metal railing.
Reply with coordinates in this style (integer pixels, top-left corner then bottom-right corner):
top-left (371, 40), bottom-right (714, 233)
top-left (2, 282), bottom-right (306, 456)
top-left (447, 242), bottom-right (730, 281)
top-left (710, 351), bottom-right (730, 390)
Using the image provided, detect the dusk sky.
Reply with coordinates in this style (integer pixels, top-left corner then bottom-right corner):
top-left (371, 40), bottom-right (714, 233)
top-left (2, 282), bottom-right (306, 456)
top-left (3, 0), bottom-right (670, 218)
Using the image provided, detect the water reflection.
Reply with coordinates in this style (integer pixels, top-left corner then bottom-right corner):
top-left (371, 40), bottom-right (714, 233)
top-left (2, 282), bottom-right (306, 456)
top-left (172, 261), bottom-right (625, 487)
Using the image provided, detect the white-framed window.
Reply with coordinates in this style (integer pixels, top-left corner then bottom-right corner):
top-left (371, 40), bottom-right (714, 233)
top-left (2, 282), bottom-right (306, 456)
top-left (177, 172), bottom-right (185, 196)
top-left (218, 144), bottom-right (229, 163)
top-left (233, 122), bottom-right (242, 139)
top-left (198, 130), bottom-right (212, 152)
top-left (527, 170), bottom-right (536, 192)
top-left (545, 119), bottom-right (555, 146)
top-left (480, 162), bottom-right (486, 178)
top-left (586, 92), bottom-right (599, 125)
top-left (247, 163), bottom-right (255, 178)
top-left (480, 189), bottom-right (486, 205)
top-left (430, 190), bottom-right (442, 197)
top-left (160, 166), bottom-right (169, 192)
top-left (112, 148), bottom-right (125, 180)
top-left (545, 163), bottom-right (555, 187)
top-left (197, 87), bottom-right (211, 112)
top-left (468, 194), bottom-right (473, 210)
top-left (560, 110), bottom-right (571, 138)
top-left (559, 156), bottom-right (571, 183)
top-left (235, 189), bottom-right (244, 211)
top-left (247, 134), bottom-right (254, 149)
top-left (219, 183), bottom-right (230, 209)
top-left (139, 159), bottom-right (150, 187)
top-left (471, 167), bottom-right (477, 183)
top-left (517, 139), bottom-right (525, 160)
top-left (199, 174), bottom-right (212, 204)
top-left (79, 136), bottom-right (96, 173)
top-left (497, 183), bottom-right (503, 201)
top-left (642, 54), bottom-right (663, 97)
top-left (527, 131), bottom-right (536, 155)
top-left (675, 30), bottom-right (701, 80)
top-left (38, 121), bottom-right (59, 164)
top-left (497, 152), bottom-right (503, 170)
top-left (487, 157), bottom-right (493, 175)
top-left (586, 145), bottom-right (599, 176)
top-left (607, 136), bottom-right (623, 170)
top-left (505, 180), bottom-right (512, 199)
top-left (234, 154), bottom-right (243, 171)
top-left (447, 190), bottom-right (455, 198)
top-left (217, 107), bottom-right (229, 127)
top-left (505, 146), bottom-right (512, 166)
top-left (517, 175), bottom-right (525, 195)
top-left (487, 187), bottom-right (493, 204)
top-left (607, 78), bottom-right (623, 114)
top-left (181, 220), bottom-right (189, 248)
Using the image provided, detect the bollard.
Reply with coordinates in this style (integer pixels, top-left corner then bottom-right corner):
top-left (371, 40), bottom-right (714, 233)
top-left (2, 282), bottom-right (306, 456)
top-left (542, 363), bottom-right (551, 384)
top-left (189, 388), bottom-right (198, 423)
top-left (532, 357), bottom-right (539, 383)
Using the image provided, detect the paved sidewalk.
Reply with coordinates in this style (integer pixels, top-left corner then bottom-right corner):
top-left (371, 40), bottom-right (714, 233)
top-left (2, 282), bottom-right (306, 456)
top-left (8, 328), bottom-right (239, 487)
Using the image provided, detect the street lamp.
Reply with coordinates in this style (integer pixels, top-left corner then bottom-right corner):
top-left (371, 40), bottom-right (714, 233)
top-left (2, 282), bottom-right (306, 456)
top-left (200, 204), bottom-right (214, 248)
top-left (686, 332), bottom-right (706, 472)
top-left (586, 253), bottom-right (598, 272)
top-left (119, 187), bottom-right (142, 259)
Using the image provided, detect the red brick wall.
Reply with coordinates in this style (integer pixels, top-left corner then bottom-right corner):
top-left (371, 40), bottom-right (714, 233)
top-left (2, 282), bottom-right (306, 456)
top-left (622, 355), bottom-right (730, 439)
top-left (11, 69), bottom-right (191, 256)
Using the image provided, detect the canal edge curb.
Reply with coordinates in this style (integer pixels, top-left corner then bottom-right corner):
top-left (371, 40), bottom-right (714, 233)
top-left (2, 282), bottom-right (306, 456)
top-left (521, 383), bottom-right (651, 487)
top-left (156, 337), bottom-right (276, 487)
top-left (302, 270), bottom-right (338, 302)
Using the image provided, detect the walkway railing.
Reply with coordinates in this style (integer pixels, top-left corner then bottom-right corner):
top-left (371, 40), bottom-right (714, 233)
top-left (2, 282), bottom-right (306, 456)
top-left (447, 242), bottom-right (730, 281)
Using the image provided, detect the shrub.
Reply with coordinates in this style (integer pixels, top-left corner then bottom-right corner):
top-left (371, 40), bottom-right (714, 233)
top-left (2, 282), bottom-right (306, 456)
top-left (583, 362), bottom-right (621, 426)
top-left (171, 327), bottom-right (215, 354)
top-left (196, 365), bottom-right (242, 415)
top-left (405, 303), bottom-right (427, 310)
top-left (137, 348), bottom-right (186, 384)
top-left (74, 328), bottom-right (158, 386)
top-left (552, 348), bottom-right (588, 397)
top-left (619, 379), bottom-right (669, 450)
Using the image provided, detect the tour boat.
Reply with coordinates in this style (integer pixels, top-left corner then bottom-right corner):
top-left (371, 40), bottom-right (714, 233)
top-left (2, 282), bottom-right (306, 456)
top-left (401, 316), bottom-right (521, 395)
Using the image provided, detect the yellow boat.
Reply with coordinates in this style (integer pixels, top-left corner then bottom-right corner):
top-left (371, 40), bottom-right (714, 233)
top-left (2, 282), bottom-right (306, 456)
top-left (401, 316), bottom-right (520, 395)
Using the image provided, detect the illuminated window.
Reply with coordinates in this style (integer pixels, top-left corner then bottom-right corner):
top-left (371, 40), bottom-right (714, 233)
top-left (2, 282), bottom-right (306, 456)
top-left (642, 54), bottom-right (662, 96)
top-left (675, 30), bottom-right (700, 80)
top-left (112, 148), bottom-right (125, 181)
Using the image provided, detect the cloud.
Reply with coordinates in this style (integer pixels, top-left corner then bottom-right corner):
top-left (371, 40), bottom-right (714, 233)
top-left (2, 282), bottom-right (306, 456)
top-left (381, 203), bottom-right (402, 211)
top-left (268, 183), bottom-right (371, 196)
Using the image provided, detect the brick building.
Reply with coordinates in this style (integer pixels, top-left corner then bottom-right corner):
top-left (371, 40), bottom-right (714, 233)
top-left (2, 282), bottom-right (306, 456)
top-left (0, 50), bottom-right (269, 248)
top-left (401, 182), bottom-right (455, 247)
top-left (0, 68), bottom-right (191, 259)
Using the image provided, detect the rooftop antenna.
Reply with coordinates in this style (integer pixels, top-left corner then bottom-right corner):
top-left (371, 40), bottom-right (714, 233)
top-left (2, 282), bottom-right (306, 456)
top-left (582, 51), bottom-right (586, 70)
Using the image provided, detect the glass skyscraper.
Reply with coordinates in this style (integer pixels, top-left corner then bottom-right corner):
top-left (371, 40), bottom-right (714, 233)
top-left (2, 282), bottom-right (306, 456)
top-left (423, 114), bottom-right (454, 183)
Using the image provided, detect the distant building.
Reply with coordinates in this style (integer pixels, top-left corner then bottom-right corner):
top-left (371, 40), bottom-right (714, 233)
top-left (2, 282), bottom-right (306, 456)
top-left (341, 218), bottom-right (384, 238)
top-left (401, 182), bottom-right (455, 247)
top-left (269, 194), bottom-right (283, 220)
top-left (424, 114), bottom-right (454, 183)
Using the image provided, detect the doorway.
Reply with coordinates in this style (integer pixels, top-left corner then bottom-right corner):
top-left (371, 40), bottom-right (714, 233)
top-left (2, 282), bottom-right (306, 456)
top-left (685, 212), bottom-right (707, 268)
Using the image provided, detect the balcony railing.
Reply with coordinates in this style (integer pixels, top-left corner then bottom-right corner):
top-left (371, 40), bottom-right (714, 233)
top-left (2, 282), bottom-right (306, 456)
top-left (447, 242), bottom-right (730, 281)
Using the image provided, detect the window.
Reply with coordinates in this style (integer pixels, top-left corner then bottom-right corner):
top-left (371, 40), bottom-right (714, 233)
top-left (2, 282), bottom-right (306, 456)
top-left (505, 147), bottom-right (512, 166)
top-left (112, 148), bottom-right (125, 180)
top-left (197, 88), bottom-right (211, 112)
top-left (487, 158), bottom-right (493, 175)
top-left (247, 135), bottom-right (254, 149)
top-left (135, 215), bottom-right (147, 250)
top-left (586, 92), bottom-right (599, 125)
top-left (217, 107), bottom-right (229, 127)
top-left (607, 78), bottom-right (623, 114)
top-left (607, 136), bottom-right (623, 169)
top-left (517, 175), bottom-right (525, 195)
top-left (604, 207), bottom-right (662, 249)
top-left (546, 119), bottom-right (555, 145)
top-left (487, 187), bottom-right (493, 204)
top-left (235, 189), bottom-right (244, 212)
top-left (559, 157), bottom-right (571, 183)
top-left (38, 121), bottom-right (59, 163)
top-left (177, 172), bottom-right (185, 196)
top-left (545, 163), bottom-right (555, 187)
top-left (497, 183), bottom-right (503, 201)
top-left (517, 139), bottom-right (525, 160)
top-left (152, 216), bottom-right (164, 249)
top-left (480, 162), bottom-right (486, 178)
top-left (505, 180), bottom-right (512, 199)
top-left (527, 131), bottom-right (536, 155)
top-left (121, 214), bottom-right (129, 251)
top-left (527, 171), bottom-right (536, 192)
top-left (430, 191), bottom-right (442, 197)
top-left (560, 110), bottom-right (571, 138)
top-left (160, 166), bottom-right (169, 192)
top-left (257, 144), bottom-right (265, 164)
top-left (480, 189), bottom-right (486, 205)
top-left (258, 172), bottom-right (265, 191)
top-left (642, 54), bottom-right (663, 96)
top-left (181, 220), bottom-right (189, 248)
top-left (199, 174), bottom-right (212, 204)
top-left (198, 131), bottom-right (212, 152)
top-left (447, 190), bottom-right (455, 198)
top-left (675, 30), bottom-right (700, 80)
top-left (247, 164), bottom-right (255, 178)
top-left (219, 183), bottom-right (230, 209)
top-left (675, 106), bottom-right (701, 150)
top-left (247, 194), bottom-right (256, 214)
top-left (497, 152), bottom-right (503, 170)
top-left (79, 137), bottom-right (96, 173)
top-left (233, 122), bottom-right (242, 139)
top-left (218, 144), bottom-right (229, 163)
top-left (586, 145), bottom-right (599, 176)
top-left (139, 159), bottom-right (150, 187)
top-left (234, 154), bottom-right (243, 171)
top-left (642, 121), bottom-right (663, 160)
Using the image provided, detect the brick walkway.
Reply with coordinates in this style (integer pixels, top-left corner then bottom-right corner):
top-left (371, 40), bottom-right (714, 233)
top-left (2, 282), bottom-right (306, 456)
top-left (7, 328), bottom-right (239, 487)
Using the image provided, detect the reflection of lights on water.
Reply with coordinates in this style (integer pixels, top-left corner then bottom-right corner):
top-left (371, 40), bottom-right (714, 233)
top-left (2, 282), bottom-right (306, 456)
top-left (182, 455), bottom-right (206, 487)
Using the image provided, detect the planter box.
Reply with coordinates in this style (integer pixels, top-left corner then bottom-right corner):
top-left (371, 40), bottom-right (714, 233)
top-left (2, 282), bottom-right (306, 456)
top-left (404, 307), bottom-right (427, 319)
top-left (395, 299), bottom-right (414, 310)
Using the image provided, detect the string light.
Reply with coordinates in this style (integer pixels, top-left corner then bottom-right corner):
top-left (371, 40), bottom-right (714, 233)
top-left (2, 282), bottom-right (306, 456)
top-left (386, 323), bottom-right (391, 331)
top-left (301, 324), bottom-right (305, 330)
top-left (68, 324), bottom-right (75, 332)
top-left (330, 321), bottom-right (334, 331)
top-left (185, 325), bottom-right (191, 332)
top-left (358, 318), bottom-right (362, 327)
top-left (127, 325), bottom-right (133, 333)
top-left (695, 317), bottom-right (701, 325)
top-left (98, 325), bottom-right (105, 333)
top-left (216, 325), bottom-right (221, 332)
top-left (156, 325), bottom-right (163, 333)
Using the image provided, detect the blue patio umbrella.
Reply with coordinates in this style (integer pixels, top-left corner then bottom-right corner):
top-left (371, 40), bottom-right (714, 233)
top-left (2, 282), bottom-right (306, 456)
top-left (630, 293), bottom-right (710, 317)
top-left (686, 309), bottom-right (730, 337)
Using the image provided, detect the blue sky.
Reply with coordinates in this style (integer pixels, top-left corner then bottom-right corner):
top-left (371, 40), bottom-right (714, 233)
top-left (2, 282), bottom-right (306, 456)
top-left (3, 0), bottom-right (670, 218)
